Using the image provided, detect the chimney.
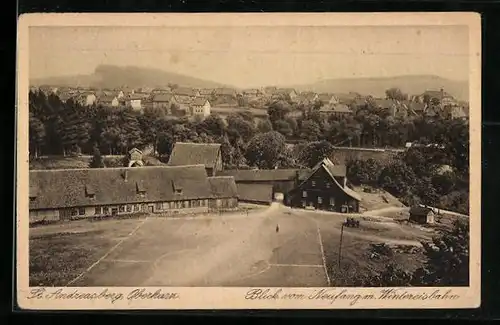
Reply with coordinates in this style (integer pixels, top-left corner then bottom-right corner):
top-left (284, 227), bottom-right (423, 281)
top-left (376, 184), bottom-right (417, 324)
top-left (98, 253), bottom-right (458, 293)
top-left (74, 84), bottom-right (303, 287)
top-left (123, 169), bottom-right (128, 182)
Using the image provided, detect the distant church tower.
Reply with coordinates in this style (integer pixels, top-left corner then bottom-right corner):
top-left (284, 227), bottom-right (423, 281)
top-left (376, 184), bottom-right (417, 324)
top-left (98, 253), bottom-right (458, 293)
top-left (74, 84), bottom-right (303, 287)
top-left (127, 148), bottom-right (144, 167)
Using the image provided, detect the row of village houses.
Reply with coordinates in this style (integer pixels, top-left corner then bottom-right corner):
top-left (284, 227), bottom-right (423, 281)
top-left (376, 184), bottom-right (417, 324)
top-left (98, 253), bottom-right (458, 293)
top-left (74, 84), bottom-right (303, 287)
top-left (32, 85), bottom-right (469, 120)
top-left (28, 142), bottom-right (364, 224)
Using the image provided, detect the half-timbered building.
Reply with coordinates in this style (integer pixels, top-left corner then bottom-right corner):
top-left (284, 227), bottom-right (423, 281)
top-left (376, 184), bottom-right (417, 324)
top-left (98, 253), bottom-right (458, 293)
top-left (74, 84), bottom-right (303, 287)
top-left (286, 158), bottom-right (361, 213)
top-left (28, 165), bottom-right (237, 224)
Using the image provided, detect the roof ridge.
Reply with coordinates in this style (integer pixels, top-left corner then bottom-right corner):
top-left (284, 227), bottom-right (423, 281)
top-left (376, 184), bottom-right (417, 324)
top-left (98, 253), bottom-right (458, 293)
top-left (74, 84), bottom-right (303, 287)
top-left (30, 164), bottom-right (206, 172)
top-left (175, 142), bottom-right (221, 146)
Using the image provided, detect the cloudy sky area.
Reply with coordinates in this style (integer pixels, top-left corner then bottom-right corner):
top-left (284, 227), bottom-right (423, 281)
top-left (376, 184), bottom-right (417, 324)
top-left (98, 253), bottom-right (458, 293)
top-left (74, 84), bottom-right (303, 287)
top-left (29, 25), bottom-right (469, 88)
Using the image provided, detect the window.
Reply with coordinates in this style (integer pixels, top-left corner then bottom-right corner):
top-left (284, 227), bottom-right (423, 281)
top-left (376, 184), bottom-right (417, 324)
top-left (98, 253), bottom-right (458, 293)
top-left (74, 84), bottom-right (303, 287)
top-left (325, 182), bottom-right (330, 188)
top-left (71, 209), bottom-right (78, 216)
top-left (191, 200), bottom-right (197, 207)
top-left (156, 202), bottom-right (162, 210)
top-left (95, 207), bottom-right (101, 215)
top-left (29, 197), bottom-right (36, 202)
top-left (119, 205), bottom-right (125, 212)
top-left (302, 200), bottom-right (306, 207)
top-left (330, 197), bottom-right (335, 206)
top-left (103, 206), bottom-right (109, 214)
top-left (126, 205), bottom-right (132, 212)
top-left (134, 204), bottom-right (140, 212)
top-left (302, 191), bottom-right (307, 198)
top-left (318, 197), bottom-right (322, 204)
top-left (311, 180), bottom-right (316, 187)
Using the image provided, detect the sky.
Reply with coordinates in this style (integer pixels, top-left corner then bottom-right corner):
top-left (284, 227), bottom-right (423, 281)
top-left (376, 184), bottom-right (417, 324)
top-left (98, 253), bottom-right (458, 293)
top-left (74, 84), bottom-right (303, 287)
top-left (29, 25), bottom-right (470, 88)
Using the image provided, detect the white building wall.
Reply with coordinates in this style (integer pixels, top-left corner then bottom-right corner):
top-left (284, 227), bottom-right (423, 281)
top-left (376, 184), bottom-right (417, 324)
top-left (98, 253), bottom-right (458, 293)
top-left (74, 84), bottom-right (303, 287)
top-left (29, 209), bottom-right (60, 223)
top-left (203, 101), bottom-right (211, 117)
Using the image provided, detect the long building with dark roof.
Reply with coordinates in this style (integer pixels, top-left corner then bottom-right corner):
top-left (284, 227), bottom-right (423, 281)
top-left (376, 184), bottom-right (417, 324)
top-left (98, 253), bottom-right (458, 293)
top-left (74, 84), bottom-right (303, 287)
top-left (28, 165), bottom-right (238, 223)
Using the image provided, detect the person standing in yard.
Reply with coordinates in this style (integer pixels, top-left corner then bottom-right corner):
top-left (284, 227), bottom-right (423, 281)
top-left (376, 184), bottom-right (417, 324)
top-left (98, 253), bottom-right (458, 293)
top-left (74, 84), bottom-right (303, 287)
top-left (276, 224), bottom-right (279, 233)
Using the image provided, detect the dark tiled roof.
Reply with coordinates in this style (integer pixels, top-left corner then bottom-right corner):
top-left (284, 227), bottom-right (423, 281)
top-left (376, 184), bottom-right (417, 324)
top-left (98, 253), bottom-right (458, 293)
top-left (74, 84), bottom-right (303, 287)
top-left (374, 99), bottom-right (396, 109)
top-left (168, 142), bottom-right (221, 168)
top-left (99, 95), bottom-right (117, 103)
top-left (174, 96), bottom-right (194, 105)
top-left (317, 93), bottom-right (333, 102)
top-left (174, 87), bottom-right (198, 97)
top-left (208, 176), bottom-right (238, 198)
top-left (274, 88), bottom-right (296, 94)
top-left (319, 104), bottom-right (352, 113)
top-left (215, 88), bottom-right (237, 96)
top-left (300, 92), bottom-right (318, 101)
top-left (409, 102), bottom-right (426, 111)
top-left (236, 183), bottom-right (274, 203)
top-left (152, 93), bottom-right (173, 102)
top-left (29, 165), bottom-right (212, 210)
top-left (192, 97), bottom-right (209, 106)
top-left (410, 206), bottom-right (433, 216)
top-left (335, 93), bottom-right (360, 103)
top-left (128, 93), bottom-right (145, 100)
top-left (422, 90), bottom-right (452, 99)
top-left (217, 169), bottom-right (306, 182)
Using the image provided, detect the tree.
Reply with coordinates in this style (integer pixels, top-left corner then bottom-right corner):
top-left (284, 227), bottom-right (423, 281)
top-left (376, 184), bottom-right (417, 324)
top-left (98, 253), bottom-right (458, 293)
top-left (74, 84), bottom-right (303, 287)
top-left (245, 131), bottom-right (287, 169)
top-left (385, 87), bottom-right (407, 101)
top-left (347, 158), bottom-right (383, 186)
top-left (119, 109), bottom-right (142, 152)
top-left (29, 113), bottom-right (46, 158)
top-left (226, 114), bottom-right (255, 142)
top-left (298, 120), bottom-right (321, 141)
top-left (274, 119), bottom-right (293, 138)
top-left (267, 100), bottom-right (291, 124)
top-left (89, 145), bottom-right (105, 168)
top-left (199, 114), bottom-right (226, 137)
top-left (412, 220), bottom-right (469, 286)
top-left (298, 141), bottom-right (334, 168)
top-left (360, 220), bottom-right (469, 287)
top-left (257, 119), bottom-right (273, 133)
top-left (378, 161), bottom-right (418, 198)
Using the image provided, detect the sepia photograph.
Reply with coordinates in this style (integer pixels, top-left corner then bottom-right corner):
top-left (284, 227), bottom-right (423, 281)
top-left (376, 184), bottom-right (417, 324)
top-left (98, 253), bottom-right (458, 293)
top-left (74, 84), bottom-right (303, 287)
top-left (16, 13), bottom-right (481, 309)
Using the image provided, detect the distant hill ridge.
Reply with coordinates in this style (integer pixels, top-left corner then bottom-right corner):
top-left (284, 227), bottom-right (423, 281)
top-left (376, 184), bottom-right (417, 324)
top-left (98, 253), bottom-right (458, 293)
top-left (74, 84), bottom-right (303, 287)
top-left (31, 65), bottom-right (468, 100)
top-left (30, 65), bottom-right (233, 90)
top-left (286, 75), bottom-right (469, 101)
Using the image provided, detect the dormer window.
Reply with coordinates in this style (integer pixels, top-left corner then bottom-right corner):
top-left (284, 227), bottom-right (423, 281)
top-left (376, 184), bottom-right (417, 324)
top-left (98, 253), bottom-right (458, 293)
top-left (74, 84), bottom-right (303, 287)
top-left (136, 181), bottom-right (146, 196)
top-left (172, 181), bottom-right (183, 195)
top-left (29, 186), bottom-right (38, 202)
top-left (85, 184), bottom-right (95, 199)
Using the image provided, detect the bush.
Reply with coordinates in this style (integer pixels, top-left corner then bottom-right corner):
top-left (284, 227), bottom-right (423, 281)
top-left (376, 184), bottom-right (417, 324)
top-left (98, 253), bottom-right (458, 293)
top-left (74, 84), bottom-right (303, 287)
top-left (348, 219), bottom-right (470, 287)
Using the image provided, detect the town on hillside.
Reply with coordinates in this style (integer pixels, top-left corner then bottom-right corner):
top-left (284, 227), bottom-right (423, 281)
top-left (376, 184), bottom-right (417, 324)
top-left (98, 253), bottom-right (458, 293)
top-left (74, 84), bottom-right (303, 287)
top-left (31, 84), bottom-right (469, 122)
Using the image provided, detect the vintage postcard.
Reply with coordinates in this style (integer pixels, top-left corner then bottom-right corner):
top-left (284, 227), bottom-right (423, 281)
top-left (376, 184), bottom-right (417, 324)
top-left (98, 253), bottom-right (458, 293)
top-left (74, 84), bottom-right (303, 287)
top-left (16, 12), bottom-right (481, 310)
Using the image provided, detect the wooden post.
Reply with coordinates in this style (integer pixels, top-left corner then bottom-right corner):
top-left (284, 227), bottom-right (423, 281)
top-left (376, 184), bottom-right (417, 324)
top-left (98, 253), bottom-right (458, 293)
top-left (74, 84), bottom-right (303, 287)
top-left (338, 223), bottom-right (345, 269)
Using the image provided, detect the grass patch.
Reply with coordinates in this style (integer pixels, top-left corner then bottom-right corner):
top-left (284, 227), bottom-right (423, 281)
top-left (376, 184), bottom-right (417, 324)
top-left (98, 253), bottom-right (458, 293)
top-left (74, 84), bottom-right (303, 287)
top-left (319, 220), bottom-right (428, 287)
top-left (29, 218), bottom-right (143, 286)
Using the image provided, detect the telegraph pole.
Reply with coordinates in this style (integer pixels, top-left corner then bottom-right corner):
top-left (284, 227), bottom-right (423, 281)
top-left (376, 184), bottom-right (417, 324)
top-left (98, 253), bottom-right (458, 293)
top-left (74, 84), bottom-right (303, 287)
top-left (338, 222), bottom-right (345, 269)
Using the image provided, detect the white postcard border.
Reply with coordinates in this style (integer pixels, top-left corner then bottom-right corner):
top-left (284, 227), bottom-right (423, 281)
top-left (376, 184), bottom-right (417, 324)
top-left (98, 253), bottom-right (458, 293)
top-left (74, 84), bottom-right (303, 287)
top-left (16, 12), bottom-right (481, 310)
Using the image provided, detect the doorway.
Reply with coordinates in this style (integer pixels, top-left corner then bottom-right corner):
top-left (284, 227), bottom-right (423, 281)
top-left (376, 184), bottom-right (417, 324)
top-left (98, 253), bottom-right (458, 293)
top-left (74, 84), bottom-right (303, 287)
top-left (148, 206), bottom-right (154, 213)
